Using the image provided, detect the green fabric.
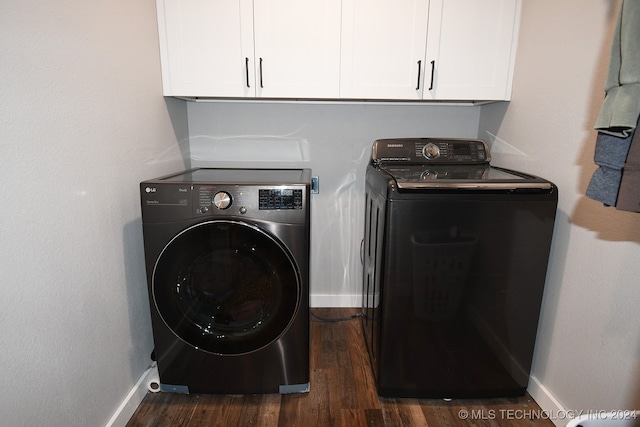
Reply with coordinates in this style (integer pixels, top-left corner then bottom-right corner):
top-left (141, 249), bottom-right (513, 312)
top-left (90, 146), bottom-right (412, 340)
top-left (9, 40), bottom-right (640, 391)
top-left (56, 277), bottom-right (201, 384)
top-left (595, 0), bottom-right (640, 137)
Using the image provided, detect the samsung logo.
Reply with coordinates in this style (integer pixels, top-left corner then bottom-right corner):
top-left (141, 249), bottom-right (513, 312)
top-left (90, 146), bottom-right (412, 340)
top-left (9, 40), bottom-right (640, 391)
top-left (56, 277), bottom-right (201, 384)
top-left (387, 143), bottom-right (404, 148)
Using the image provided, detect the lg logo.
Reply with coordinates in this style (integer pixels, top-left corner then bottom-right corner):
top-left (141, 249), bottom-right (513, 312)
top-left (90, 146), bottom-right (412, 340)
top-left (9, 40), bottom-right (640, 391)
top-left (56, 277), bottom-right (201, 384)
top-left (145, 187), bottom-right (157, 193)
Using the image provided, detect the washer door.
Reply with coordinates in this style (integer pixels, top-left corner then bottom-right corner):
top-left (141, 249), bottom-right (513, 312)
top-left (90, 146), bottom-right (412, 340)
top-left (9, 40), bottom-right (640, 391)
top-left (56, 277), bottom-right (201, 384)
top-left (152, 220), bottom-right (300, 355)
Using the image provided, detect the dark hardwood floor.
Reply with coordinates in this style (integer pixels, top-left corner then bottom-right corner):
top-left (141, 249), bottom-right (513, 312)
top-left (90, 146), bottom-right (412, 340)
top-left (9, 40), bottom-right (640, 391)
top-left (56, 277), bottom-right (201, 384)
top-left (127, 308), bottom-right (554, 427)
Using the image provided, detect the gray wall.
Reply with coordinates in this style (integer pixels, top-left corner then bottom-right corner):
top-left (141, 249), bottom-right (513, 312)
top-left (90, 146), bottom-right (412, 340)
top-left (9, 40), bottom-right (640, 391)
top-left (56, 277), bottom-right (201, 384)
top-left (0, 1), bottom-right (187, 425)
top-left (188, 101), bottom-right (481, 306)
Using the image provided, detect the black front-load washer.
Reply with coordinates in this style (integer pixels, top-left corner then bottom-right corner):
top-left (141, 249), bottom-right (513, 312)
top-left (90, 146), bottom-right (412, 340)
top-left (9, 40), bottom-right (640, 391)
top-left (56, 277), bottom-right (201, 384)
top-left (140, 168), bottom-right (311, 394)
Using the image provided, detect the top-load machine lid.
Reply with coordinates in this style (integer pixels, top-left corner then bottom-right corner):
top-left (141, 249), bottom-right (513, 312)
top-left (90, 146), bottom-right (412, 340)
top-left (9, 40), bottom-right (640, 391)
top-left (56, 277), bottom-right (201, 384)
top-left (371, 138), bottom-right (553, 190)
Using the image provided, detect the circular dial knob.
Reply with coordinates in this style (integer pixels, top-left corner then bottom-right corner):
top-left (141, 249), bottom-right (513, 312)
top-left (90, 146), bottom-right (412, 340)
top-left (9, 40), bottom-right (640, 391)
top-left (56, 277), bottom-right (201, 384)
top-left (213, 191), bottom-right (232, 210)
top-left (422, 143), bottom-right (440, 160)
top-left (420, 170), bottom-right (438, 180)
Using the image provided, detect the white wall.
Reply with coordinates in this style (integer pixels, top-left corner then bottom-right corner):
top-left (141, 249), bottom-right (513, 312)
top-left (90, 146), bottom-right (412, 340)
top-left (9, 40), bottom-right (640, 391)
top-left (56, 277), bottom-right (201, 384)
top-left (187, 101), bottom-right (481, 306)
top-left (479, 0), bottom-right (640, 421)
top-left (0, 1), bottom-right (187, 426)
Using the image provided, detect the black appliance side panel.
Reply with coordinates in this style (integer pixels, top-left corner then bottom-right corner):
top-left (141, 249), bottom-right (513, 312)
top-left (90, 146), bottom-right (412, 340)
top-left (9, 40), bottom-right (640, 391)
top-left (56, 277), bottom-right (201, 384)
top-left (362, 181), bottom-right (387, 383)
top-left (377, 190), bottom-right (557, 398)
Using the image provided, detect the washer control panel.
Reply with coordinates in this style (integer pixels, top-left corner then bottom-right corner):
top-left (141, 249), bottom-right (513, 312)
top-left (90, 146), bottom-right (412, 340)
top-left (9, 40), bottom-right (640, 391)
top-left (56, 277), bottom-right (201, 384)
top-left (140, 168), bottom-right (311, 224)
top-left (195, 185), bottom-right (306, 219)
top-left (372, 138), bottom-right (490, 165)
top-left (258, 189), bottom-right (303, 210)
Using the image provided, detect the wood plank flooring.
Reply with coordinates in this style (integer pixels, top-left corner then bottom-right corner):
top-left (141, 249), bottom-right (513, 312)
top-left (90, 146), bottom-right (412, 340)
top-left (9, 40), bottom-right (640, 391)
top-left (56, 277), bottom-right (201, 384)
top-left (126, 308), bottom-right (554, 427)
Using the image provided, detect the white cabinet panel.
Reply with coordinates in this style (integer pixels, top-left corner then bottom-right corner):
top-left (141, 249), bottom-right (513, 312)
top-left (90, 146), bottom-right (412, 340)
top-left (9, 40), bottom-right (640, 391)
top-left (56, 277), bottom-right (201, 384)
top-left (424, 0), bottom-right (519, 100)
top-left (157, 0), bottom-right (254, 97)
top-left (253, 0), bottom-right (341, 98)
top-left (340, 0), bottom-right (430, 99)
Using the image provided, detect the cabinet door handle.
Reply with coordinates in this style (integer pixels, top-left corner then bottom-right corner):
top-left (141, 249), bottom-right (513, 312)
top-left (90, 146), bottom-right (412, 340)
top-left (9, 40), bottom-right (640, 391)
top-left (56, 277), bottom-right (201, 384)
top-left (416, 60), bottom-right (422, 90)
top-left (428, 60), bottom-right (435, 90)
top-left (245, 57), bottom-right (250, 88)
top-left (259, 58), bottom-right (264, 88)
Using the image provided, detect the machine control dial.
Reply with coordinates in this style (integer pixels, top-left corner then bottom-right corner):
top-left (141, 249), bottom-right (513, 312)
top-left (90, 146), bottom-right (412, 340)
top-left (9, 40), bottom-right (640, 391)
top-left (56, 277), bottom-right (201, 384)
top-left (422, 143), bottom-right (440, 160)
top-left (213, 191), bottom-right (232, 210)
top-left (420, 169), bottom-right (439, 180)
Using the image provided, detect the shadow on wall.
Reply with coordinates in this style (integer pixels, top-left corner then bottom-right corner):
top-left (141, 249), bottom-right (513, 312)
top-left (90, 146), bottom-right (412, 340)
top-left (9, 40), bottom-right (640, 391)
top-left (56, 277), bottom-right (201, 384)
top-left (572, 197), bottom-right (640, 243)
top-left (189, 134), bottom-right (311, 168)
top-left (528, 208), bottom-right (571, 363)
top-left (139, 98), bottom-right (190, 172)
top-left (164, 97), bottom-right (191, 166)
top-left (122, 220), bottom-right (155, 382)
top-left (629, 341), bottom-right (640, 410)
top-left (124, 95), bottom-right (192, 385)
top-left (477, 102), bottom-right (534, 169)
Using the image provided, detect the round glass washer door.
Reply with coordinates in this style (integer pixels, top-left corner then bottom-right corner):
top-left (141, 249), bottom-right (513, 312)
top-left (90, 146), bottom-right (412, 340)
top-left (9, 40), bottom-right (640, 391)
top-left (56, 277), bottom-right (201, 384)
top-left (152, 220), bottom-right (300, 355)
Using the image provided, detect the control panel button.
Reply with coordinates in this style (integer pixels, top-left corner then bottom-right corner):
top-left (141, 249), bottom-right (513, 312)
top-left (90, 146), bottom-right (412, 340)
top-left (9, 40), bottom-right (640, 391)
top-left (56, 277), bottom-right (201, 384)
top-left (213, 191), bottom-right (232, 210)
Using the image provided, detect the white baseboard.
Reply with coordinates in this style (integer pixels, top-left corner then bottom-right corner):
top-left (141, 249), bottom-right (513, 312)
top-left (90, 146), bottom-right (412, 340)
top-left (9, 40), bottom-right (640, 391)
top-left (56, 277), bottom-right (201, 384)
top-left (528, 374), bottom-right (567, 427)
top-left (310, 294), bottom-right (362, 308)
top-left (105, 362), bottom-right (159, 427)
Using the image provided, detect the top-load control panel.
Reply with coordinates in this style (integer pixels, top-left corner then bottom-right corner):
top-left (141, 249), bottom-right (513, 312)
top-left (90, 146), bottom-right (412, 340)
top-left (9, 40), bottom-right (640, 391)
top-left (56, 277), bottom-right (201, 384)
top-left (372, 138), bottom-right (490, 165)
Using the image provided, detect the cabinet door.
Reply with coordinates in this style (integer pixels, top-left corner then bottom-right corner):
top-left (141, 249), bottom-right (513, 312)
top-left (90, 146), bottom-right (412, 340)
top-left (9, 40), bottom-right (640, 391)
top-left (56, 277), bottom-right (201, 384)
top-left (340, 0), bottom-right (430, 100)
top-left (157, 0), bottom-right (254, 97)
top-left (424, 0), bottom-right (520, 101)
top-left (253, 0), bottom-right (341, 98)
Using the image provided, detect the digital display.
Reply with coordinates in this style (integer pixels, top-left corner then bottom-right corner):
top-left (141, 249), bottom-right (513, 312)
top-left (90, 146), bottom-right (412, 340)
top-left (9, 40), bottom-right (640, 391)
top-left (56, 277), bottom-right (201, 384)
top-left (259, 189), bottom-right (303, 210)
top-left (452, 143), bottom-right (471, 155)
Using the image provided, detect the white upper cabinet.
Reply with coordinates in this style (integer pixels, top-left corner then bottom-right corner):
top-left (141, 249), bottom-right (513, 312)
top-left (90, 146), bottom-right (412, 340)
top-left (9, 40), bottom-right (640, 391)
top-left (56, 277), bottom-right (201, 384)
top-left (156, 0), bottom-right (520, 101)
top-left (157, 0), bottom-right (341, 98)
top-left (423, 0), bottom-right (520, 101)
top-left (340, 0), bottom-right (430, 100)
top-left (341, 0), bottom-right (520, 101)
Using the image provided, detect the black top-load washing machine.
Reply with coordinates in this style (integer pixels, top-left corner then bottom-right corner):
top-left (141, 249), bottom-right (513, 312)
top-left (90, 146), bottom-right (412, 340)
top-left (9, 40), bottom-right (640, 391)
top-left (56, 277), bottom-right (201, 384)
top-left (362, 138), bottom-right (557, 399)
top-left (140, 168), bottom-right (311, 394)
